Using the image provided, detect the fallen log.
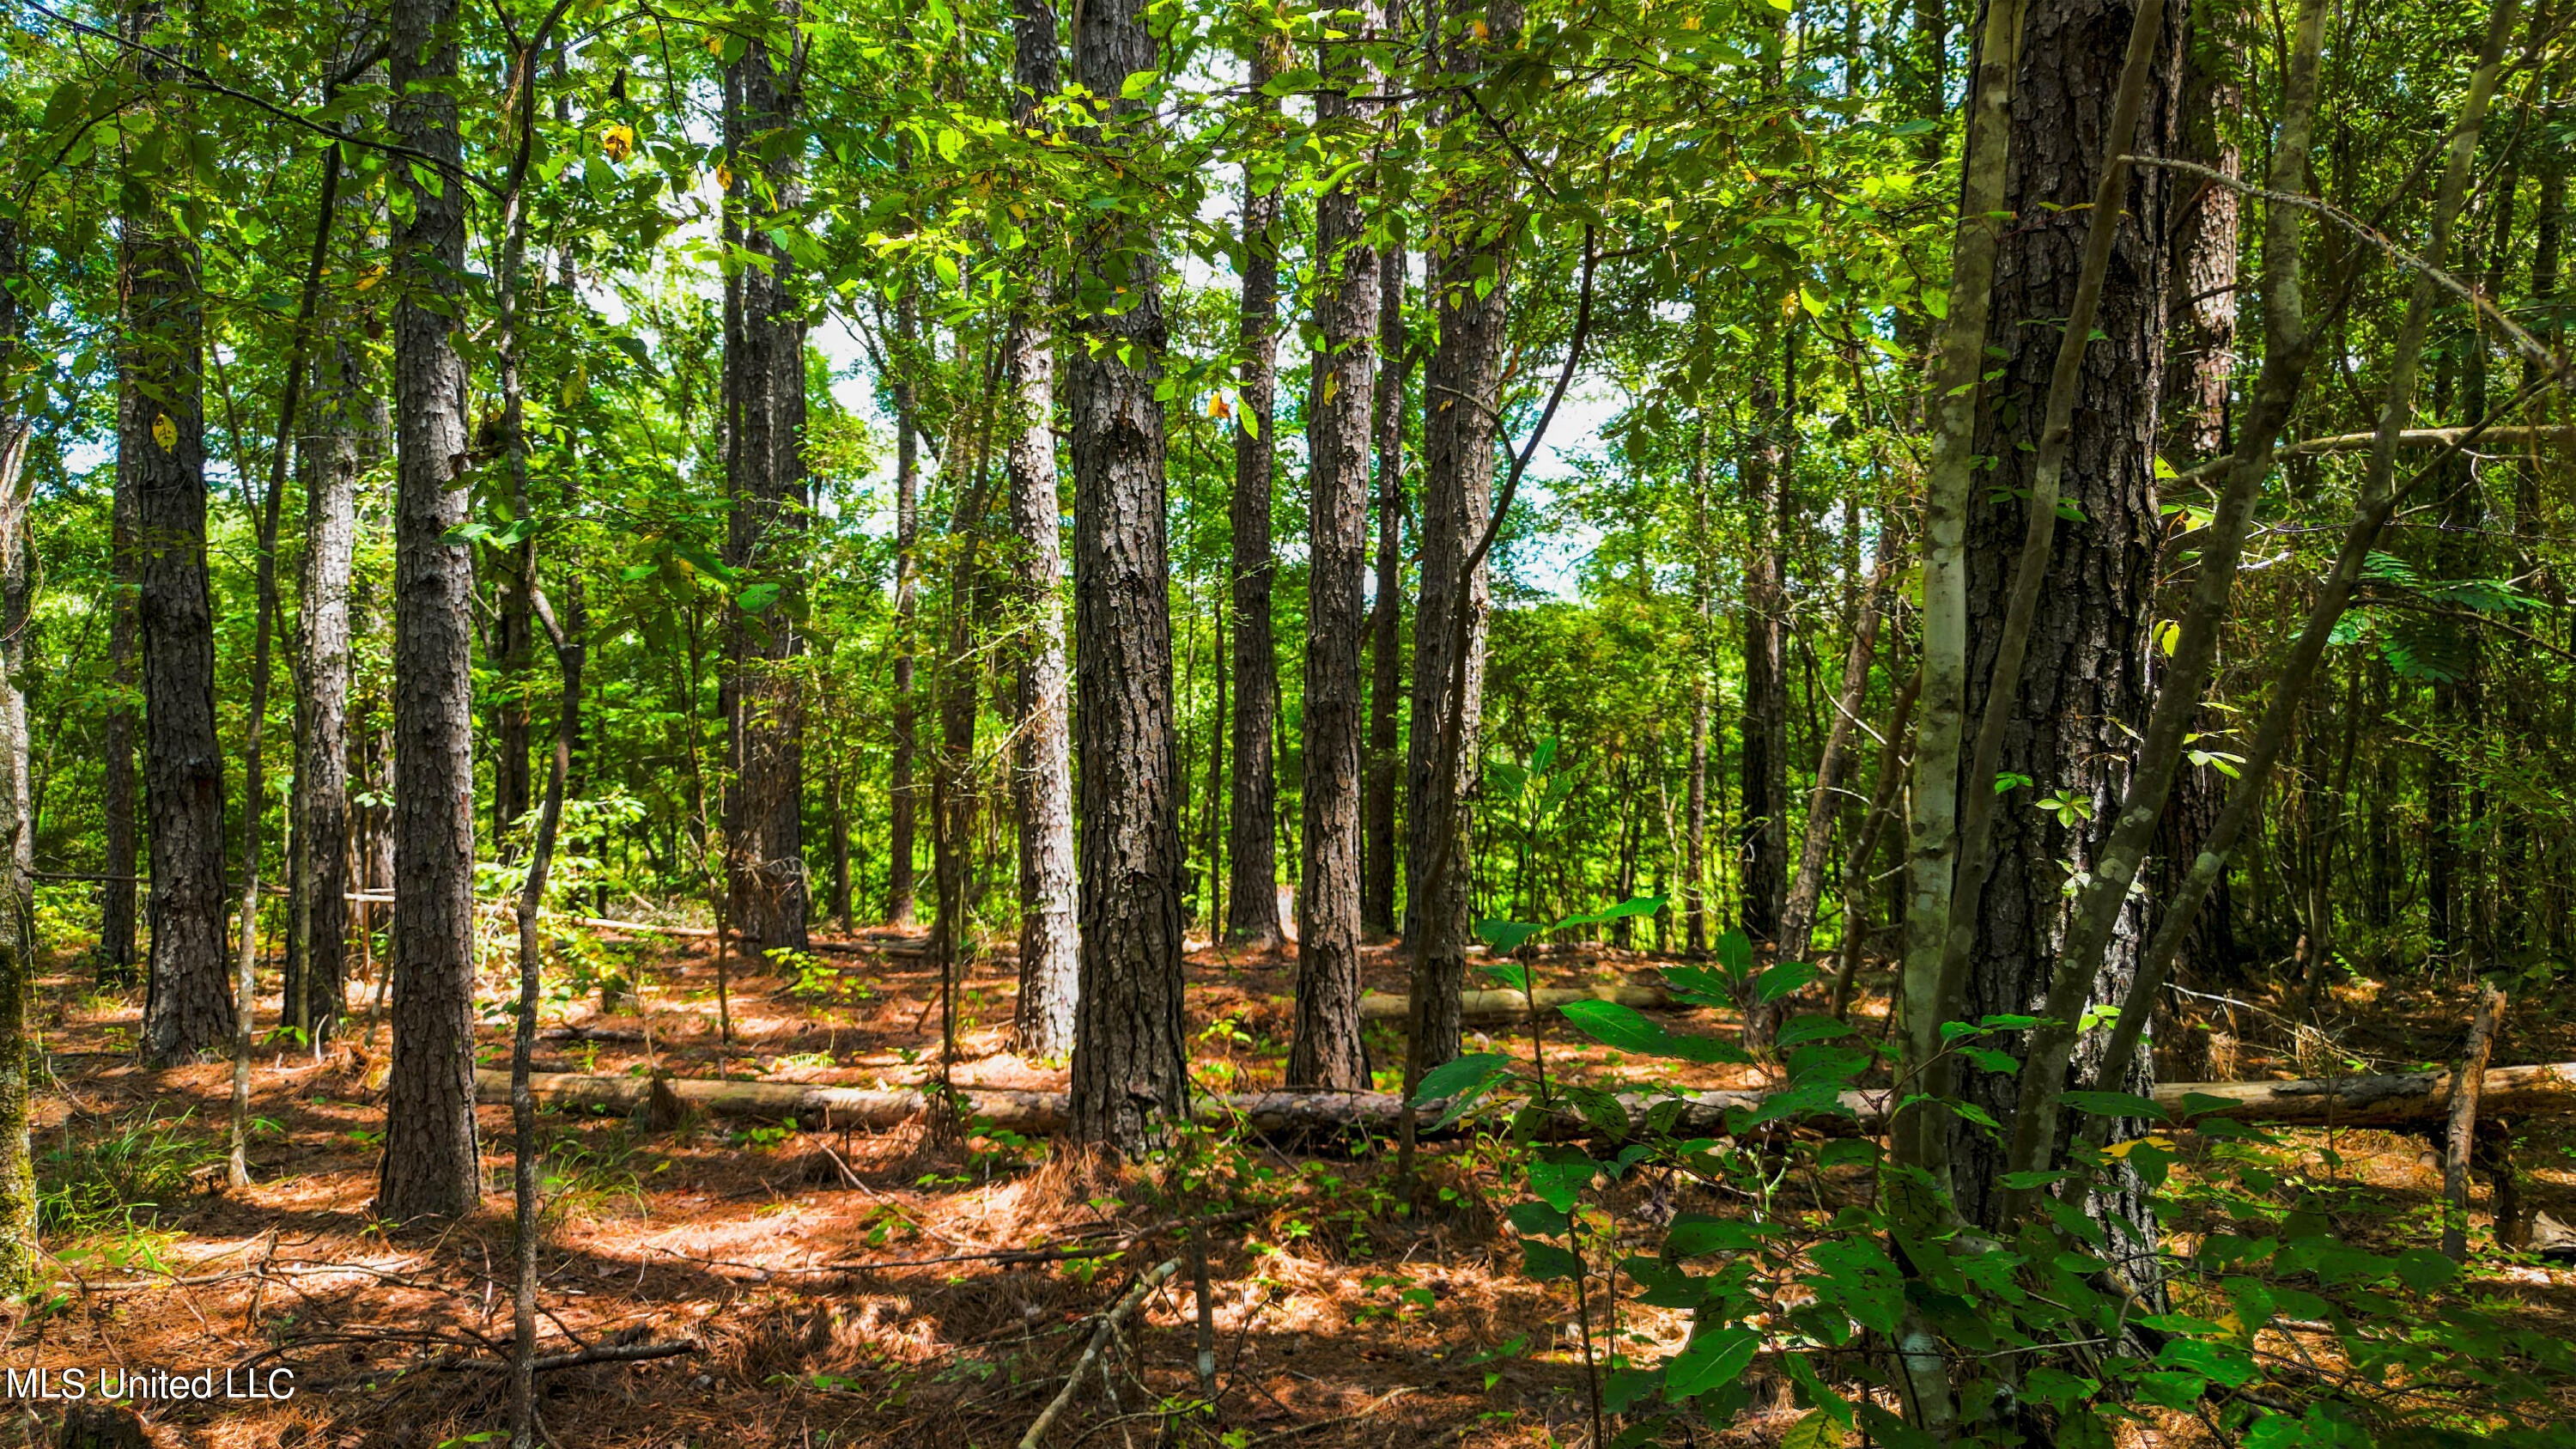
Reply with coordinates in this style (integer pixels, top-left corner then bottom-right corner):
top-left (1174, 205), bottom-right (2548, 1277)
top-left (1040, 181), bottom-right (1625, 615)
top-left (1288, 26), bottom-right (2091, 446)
top-left (476, 1060), bottom-right (2576, 1139)
top-left (1358, 983), bottom-right (1675, 1021)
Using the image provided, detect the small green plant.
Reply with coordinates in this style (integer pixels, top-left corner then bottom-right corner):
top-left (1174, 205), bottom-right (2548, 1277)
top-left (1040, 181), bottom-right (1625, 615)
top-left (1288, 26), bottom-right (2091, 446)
top-left (39, 1107), bottom-right (222, 1235)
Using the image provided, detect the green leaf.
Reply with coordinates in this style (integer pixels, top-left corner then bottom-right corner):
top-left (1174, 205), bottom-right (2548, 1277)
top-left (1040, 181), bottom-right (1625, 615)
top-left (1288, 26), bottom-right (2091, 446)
top-left (1665, 1214), bottom-right (1772, 1257)
top-left (1477, 918), bottom-right (1544, 956)
top-left (1525, 1158), bottom-right (1592, 1213)
top-left (1559, 1001), bottom-right (1749, 1064)
top-left (1775, 1016), bottom-right (1853, 1047)
top-left (1663, 1325), bottom-right (1759, 1398)
top-left (1781, 1407), bottom-right (1846, 1449)
top-left (2392, 1247), bottom-right (2458, 1294)
top-left (2057, 1090), bottom-right (2167, 1123)
top-left (1407, 1051), bottom-right (1512, 1106)
top-left (1555, 895), bottom-right (1667, 928)
top-left (1710, 929), bottom-right (1755, 977)
top-left (1521, 1239), bottom-right (1583, 1282)
top-left (1756, 959), bottom-right (1824, 1004)
top-left (1504, 1200), bottom-right (1563, 1237)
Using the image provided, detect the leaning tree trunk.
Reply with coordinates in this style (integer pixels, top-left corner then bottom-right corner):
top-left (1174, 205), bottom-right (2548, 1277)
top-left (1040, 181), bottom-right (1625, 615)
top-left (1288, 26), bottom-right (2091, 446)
top-left (379, 0), bottom-right (484, 1221)
top-left (1005, 0), bottom-right (1079, 1056)
top-left (1362, 237), bottom-right (1409, 940)
top-left (1290, 3), bottom-right (1381, 1091)
top-left (1401, 1), bottom-right (1514, 1073)
top-left (125, 0), bottom-right (233, 1067)
top-left (1066, 0), bottom-right (1190, 1154)
top-left (1947, 0), bottom-right (2184, 1248)
top-left (1685, 439), bottom-right (1713, 956)
top-left (723, 30), bottom-right (812, 957)
top-left (1224, 31), bottom-right (1286, 949)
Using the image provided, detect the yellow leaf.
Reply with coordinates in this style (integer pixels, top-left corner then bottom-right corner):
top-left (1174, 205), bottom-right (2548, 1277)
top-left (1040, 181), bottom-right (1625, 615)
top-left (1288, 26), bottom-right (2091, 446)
top-left (1472, 18), bottom-right (1490, 38)
top-left (152, 413), bottom-right (177, 452)
top-left (1682, 11), bottom-right (1700, 27)
top-left (355, 264), bottom-right (385, 291)
top-left (2101, 1134), bottom-right (2173, 1160)
top-left (716, 162), bottom-right (734, 191)
top-left (601, 124), bottom-right (635, 162)
top-left (706, 34), bottom-right (724, 53)
top-left (1320, 372), bottom-right (1339, 405)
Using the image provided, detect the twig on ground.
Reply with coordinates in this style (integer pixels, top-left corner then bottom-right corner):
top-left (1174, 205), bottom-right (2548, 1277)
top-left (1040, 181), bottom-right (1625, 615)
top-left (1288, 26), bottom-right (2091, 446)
top-left (1018, 1260), bottom-right (1182, 1449)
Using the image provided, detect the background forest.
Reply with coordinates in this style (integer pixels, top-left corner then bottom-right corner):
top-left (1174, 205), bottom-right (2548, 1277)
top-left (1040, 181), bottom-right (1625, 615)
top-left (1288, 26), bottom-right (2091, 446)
top-left (0, 0), bottom-right (2573, 1442)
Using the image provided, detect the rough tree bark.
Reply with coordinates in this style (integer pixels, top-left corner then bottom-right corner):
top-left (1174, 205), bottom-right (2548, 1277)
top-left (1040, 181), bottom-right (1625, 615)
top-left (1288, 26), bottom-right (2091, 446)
top-left (379, 0), bottom-right (484, 1221)
top-left (1005, 0), bottom-right (1078, 1057)
top-left (288, 61), bottom-right (375, 1045)
top-left (723, 17), bottom-right (812, 957)
top-left (1224, 27), bottom-right (1286, 949)
top-left (1066, 0), bottom-right (1190, 1153)
top-left (1685, 431), bottom-right (1712, 955)
top-left (1362, 239), bottom-right (1409, 939)
top-left (2149, 2), bottom-right (2242, 987)
top-left (1400, 0), bottom-right (1515, 1074)
top-left (0, 204), bottom-right (39, 1286)
top-left (1947, 0), bottom-right (2184, 1239)
top-left (887, 271), bottom-right (922, 926)
top-left (125, 0), bottom-right (233, 1066)
top-left (99, 393), bottom-right (140, 989)
top-left (1290, 0), bottom-right (1381, 1090)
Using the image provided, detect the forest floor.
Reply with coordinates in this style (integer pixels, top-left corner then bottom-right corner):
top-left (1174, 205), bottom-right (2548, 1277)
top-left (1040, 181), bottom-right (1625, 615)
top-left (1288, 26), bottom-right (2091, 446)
top-left (16, 922), bottom-right (2576, 1448)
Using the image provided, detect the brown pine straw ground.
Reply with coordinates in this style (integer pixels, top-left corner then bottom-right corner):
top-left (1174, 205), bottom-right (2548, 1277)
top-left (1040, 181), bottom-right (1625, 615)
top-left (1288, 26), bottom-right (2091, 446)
top-left (14, 926), bottom-right (2576, 1447)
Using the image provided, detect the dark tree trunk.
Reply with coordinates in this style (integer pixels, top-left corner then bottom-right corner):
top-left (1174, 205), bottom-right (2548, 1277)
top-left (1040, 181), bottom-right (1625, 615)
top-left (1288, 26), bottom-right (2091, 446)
top-left (1362, 240), bottom-right (1409, 940)
top-left (1948, 0), bottom-right (2184, 1257)
top-left (125, 0), bottom-right (233, 1066)
top-left (1006, 0), bottom-right (1078, 1057)
top-left (291, 311), bottom-right (364, 1044)
top-left (379, 0), bottom-right (483, 1221)
top-left (2148, 5), bottom-right (2242, 985)
top-left (1066, 0), bottom-right (1189, 1152)
top-left (1289, 7), bottom-right (1380, 1091)
top-left (1401, 20), bottom-right (1512, 1069)
top-left (1737, 368), bottom-right (1789, 947)
top-left (888, 277), bottom-right (922, 927)
top-left (1224, 35), bottom-right (1285, 949)
top-left (723, 29), bottom-right (811, 956)
top-left (100, 402), bottom-right (140, 989)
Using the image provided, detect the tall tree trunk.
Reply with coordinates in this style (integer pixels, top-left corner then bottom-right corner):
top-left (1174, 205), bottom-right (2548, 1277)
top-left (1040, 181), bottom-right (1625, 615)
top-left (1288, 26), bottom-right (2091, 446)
top-left (1224, 33), bottom-right (1286, 949)
top-left (100, 399), bottom-right (141, 989)
top-left (1947, 0), bottom-right (2184, 1245)
top-left (723, 20), bottom-right (812, 957)
top-left (1685, 436), bottom-right (1712, 955)
top-left (888, 275), bottom-right (922, 926)
top-left (1738, 366), bottom-right (1789, 947)
top-left (1066, 0), bottom-right (1189, 1152)
top-left (125, 0), bottom-right (233, 1066)
top-left (1401, 0), bottom-right (1515, 1072)
top-left (1290, 4), bottom-right (1380, 1090)
top-left (290, 47), bottom-right (376, 1044)
top-left (295, 331), bottom-right (360, 1044)
top-left (2149, 9), bottom-right (2243, 987)
top-left (1006, 0), bottom-right (1078, 1057)
top-left (1362, 240), bottom-right (1409, 940)
top-left (0, 203), bottom-right (40, 1287)
top-left (379, 0), bottom-right (483, 1220)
